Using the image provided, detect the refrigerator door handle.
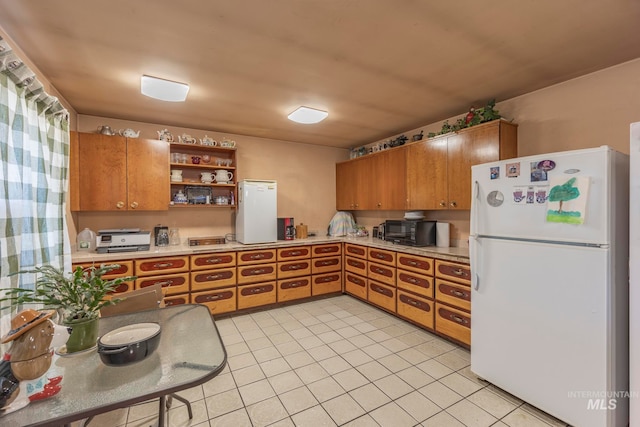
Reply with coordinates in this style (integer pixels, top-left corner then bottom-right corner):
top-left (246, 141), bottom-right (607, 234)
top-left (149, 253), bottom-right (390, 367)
top-left (470, 180), bottom-right (480, 236)
top-left (469, 234), bottom-right (479, 291)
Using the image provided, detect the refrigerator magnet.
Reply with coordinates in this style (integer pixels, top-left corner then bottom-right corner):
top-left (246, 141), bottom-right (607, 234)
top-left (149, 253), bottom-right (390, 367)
top-left (506, 162), bottom-right (520, 178)
top-left (526, 187), bottom-right (535, 204)
top-left (512, 186), bottom-right (528, 204)
top-left (487, 190), bottom-right (504, 207)
top-left (490, 166), bottom-right (500, 180)
top-left (530, 162), bottom-right (548, 182)
top-left (535, 186), bottom-right (549, 204)
top-left (537, 160), bottom-right (556, 171)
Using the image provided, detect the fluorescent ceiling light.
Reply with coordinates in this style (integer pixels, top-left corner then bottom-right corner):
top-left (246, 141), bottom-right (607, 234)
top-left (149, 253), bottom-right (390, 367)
top-left (141, 75), bottom-right (190, 102)
top-left (287, 106), bottom-right (328, 124)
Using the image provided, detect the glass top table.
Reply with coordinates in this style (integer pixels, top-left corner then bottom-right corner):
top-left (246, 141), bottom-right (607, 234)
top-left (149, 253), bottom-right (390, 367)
top-left (1, 304), bottom-right (227, 427)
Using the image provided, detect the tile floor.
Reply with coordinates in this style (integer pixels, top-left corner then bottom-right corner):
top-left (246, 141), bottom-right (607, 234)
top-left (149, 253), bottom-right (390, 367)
top-left (77, 295), bottom-right (569, 427)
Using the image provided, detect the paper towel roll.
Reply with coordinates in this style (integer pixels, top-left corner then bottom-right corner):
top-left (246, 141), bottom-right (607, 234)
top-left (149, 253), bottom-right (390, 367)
top-left (436, 222), bottom-right (450, 247)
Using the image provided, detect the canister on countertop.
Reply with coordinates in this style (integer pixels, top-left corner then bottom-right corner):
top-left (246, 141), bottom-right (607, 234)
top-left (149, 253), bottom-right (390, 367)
top-left (296, 223), bottom-right (308, 239)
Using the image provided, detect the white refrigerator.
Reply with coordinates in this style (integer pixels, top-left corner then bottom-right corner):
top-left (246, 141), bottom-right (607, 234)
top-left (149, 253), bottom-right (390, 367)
top-left (236, 180), bottom-right (277, 244)
top-left (630, 122), bottom-right (640, 426)
top-left (470, 146), bottom-right (629, 427)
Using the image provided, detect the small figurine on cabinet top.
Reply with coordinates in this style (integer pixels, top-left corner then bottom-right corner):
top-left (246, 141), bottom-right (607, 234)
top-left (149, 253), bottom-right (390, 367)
top-left (157, 129), bottom-right (174, 142)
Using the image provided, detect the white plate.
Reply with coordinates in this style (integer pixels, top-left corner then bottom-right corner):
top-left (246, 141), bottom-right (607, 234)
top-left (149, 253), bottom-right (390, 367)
top-left (100, 323), bottom-right (160, 346)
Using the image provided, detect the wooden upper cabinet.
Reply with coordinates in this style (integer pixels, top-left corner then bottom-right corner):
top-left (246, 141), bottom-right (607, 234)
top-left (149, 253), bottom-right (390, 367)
top-left (336, 147), bottom-right (405, 211)
top-left (406, 120), bottom-right (517, 211)
top-left (75, 133), bottom-right (169, 211)
top-left (406, 138), bottom-right (448, 210)
top-left (446, 120), bottom-right (517, 210)
top-left (372, 149), bottom-right (406, 210)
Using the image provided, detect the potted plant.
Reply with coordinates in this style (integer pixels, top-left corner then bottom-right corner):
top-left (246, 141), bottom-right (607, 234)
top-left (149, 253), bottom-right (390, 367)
top-left (0, 264), bottom-right (136, 353)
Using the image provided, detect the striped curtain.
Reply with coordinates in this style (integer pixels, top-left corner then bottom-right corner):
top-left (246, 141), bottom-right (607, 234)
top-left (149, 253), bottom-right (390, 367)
top-left (0, 35), bottom-right (70, 339)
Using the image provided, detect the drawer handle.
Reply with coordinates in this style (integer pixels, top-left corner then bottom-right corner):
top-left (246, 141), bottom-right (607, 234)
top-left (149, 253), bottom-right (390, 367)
top-left (452, 268), bottom-right (465, 276)
top-left (250, 254), bottom-right (266, 260)
top-left (451, 290), bottom-right (467, 298)
top-left (407, 298), bottom-right (418, 307)
top-left (250, 286), bottom-right (267, 294)
top-left (451, 314), bottom-right (465, 324)
top-left (206, 258), bottom-right (223, 264)
top-left (206, 294), bottom-right (222, 301)
top-left (154, 280), bottom-right (174, 287)
top-left (373, 267), bottom-right (385, 274)
top-left (375, 253), bottom-right (385, 259)
top-left (316, 276), bottom-right (335, 283)
top-left (318, 260), bottom-right (334, 266)
top-left (288, 265), bottom-right (301, 270)
top-left (408, 277), bottom-right (419, 284)
top-left (206, 274), bottom-right (223, 280)
top-left (408, 261), bottom-right (418, 266)
top-left (153, 262), bottom-right (174, 268)
top-left (289, 281), bottom-right (306, 288)
top-left (288, 251), bottom-right (302, 256)
top-left (252, 268), bottom-right (266, 274)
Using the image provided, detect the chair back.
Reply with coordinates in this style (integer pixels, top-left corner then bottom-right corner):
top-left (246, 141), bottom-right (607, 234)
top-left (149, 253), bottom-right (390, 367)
top-left (100, 284), bottom-right (164, 317)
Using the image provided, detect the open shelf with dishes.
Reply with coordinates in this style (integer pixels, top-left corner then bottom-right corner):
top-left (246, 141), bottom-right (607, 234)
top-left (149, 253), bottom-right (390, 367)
top-left (169, 142), bottom-right (237, 208)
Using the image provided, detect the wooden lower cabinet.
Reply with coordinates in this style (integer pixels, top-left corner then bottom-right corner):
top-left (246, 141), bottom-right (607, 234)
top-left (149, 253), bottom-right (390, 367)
top-left (278, 277), bottom-right (311, 302)
top-left (397, 269), bottom-right (433, 299)
top-left (164, 294), bottom-right (189, 307)
top-left (435, 303), bottom-right (470, 345)
top-left (367, 280), bottom-right (396, 313)
top-left (135, 272), bottom-right (190, 296)
top-left (73, 261), bottom-right (135, 294)
top-left (397, 290), bottom-right (434, 329)
top-left (191, 267), bottom-right (236, 291)
top-left (135, 256), bottom-right (189, 276)
top-left (345, 271), bottom-right (367, 300)
top-left (311, 256), bottom-right (341, 274)
top-left (312, 272), bottom-right (341, 296)
top-left (238, 282), bottom-right (277, 309)
top-left (345, 256), bottom-right (367, 276)
top-left (367, 261), bottom-right (395, 286)
top-left (192, 287), bottom-right (236, 315)
top-left (237, 263), bottom-right (277, 285)
top-left (435, 279), bottom-right (471, 312)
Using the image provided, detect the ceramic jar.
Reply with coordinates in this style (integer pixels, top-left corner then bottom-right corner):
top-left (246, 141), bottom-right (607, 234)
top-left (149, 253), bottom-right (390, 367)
top-left (201, 172), bottom-right (214, 183)
top-left (214, 170), bottom-right (233, 183)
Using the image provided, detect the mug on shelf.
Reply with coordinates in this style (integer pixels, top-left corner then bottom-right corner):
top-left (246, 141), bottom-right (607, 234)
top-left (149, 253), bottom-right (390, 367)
top-left (213, 170), bottom-right (233, 183)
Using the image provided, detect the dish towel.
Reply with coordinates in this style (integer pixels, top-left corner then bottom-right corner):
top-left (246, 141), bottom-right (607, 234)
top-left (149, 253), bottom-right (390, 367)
top-left (327, 211), bottom-right (357, 236)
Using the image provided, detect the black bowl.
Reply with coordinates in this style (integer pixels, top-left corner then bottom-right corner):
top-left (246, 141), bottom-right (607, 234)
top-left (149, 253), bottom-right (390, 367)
top-left (97, 323), bottom-right (161, 366)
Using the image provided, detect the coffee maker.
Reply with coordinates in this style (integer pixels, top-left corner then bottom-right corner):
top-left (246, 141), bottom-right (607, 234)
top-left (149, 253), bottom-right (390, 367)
top-left (277, 218), bottom-right (295, 240)
top-left (154, 225), bottom-right (169, 246)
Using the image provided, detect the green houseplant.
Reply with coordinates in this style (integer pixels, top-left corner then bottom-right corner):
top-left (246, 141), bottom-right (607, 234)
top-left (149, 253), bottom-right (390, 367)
top-left (0, 264), bottom-right (136, 353)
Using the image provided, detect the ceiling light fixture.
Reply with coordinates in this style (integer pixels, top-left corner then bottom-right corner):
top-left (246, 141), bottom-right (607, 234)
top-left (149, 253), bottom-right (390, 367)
top-left (141, 75), bottom-right (190, 102)
top-left (287, 106), bottom-right (328, 124)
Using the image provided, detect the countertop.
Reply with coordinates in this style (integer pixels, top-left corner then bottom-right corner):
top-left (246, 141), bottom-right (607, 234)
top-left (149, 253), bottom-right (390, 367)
top-left (72, 235), bottom-right (470, 264)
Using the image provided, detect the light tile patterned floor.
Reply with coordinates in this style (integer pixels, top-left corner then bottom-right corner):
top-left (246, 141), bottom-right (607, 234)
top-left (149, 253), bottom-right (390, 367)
top-left (77, 295), bottom-right (569, 427)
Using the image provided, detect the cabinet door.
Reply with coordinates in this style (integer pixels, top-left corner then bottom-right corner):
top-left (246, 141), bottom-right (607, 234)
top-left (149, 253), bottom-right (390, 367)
top-left (446, 123), bottom-right (502, 210)
top-left (406, 138), bottom-right (448, 210)
top-left (78, 134), bottom-right (128, 211)
top-left (336, 160), bottom-right (356, 210)
top-left (372, 149), bottom-right (406, 210)
top-left (127, 138), bottom-right (169, 210)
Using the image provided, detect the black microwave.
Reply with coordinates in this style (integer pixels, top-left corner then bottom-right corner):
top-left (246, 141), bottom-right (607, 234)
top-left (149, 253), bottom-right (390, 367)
top-left (383, 220), bottom-right (436, 247)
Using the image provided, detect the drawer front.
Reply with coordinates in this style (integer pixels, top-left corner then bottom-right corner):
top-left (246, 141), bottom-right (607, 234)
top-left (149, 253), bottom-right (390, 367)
top-left (277, 277), bottom-right (311, 302)
top-left (277, 246), bottom-right (310, 260)
top-left (191, 252), bottom-right (236, 270)
top-left (367, 248), bottom-right (396, 266)
top-left (73, 260), bottom-right (134, 279)
top-left (396, 270), bottom-right (433, 299)
top-left (191, 267), bottom-right (236, 291)
top-left (312, 272), bottom-right (342, 296)
top-left (312, 243), bottom-right (342, 257)
top-left (192, 288), bottom-right (236, 315)
top-left (397, 254), bottom-right (433, 276)
top-left (436, 279), bottom-right (471, 312)
top-left (311, 256), bottom-right (342, 274)
top-left (344, 272), bottom-right (367, 300)
top-left (164, 294), bottom-right (189, 307)
top-left (135, 272), bottom-right (190, 296)
top-left (368, 280), bottom-right (396, 313)
top-left (435, 303), bottom-right (471, 346)
top-left (435, 260), bottom-right (471, 285)
top-left (344, 243), bottom-right (366, 259)
top-left (368, 262), bottom-right (395, 286)
top-left (397, 290), bottom-right (434, 330)
top-left (345, 256), bottom-right (367, 276)
top-left (237, 263), bottom-right (277, 284)
top-left (74, 260), bottom-right (135, 294)
top-left (135, 256), bottom-right (189, 276)
top-left (277, 260), bottom-right (311, 279)
top-left (237, 249), bottom-right (276, 265)
top-left (238, 282), bottom-right (277, 309)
